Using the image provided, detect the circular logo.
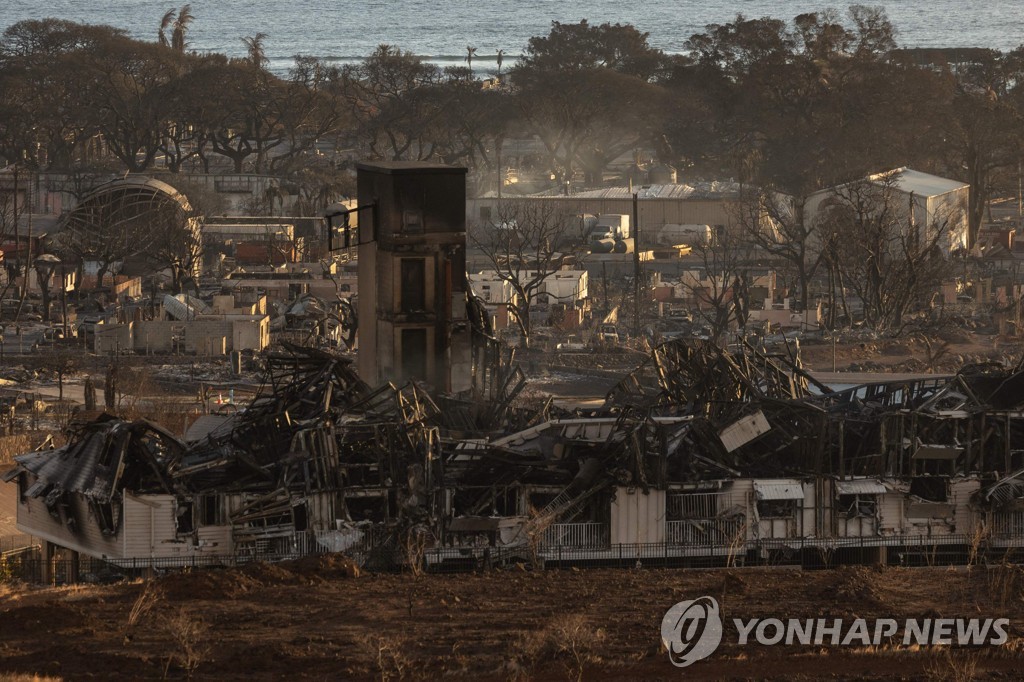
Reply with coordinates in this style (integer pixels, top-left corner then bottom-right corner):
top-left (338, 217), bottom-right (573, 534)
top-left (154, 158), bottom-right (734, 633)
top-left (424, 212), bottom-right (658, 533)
top-left (661, 596), bottom-right (723, 668)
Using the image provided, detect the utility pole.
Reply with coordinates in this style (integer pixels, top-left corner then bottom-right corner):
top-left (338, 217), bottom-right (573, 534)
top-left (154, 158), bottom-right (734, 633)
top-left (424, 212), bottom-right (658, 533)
top-left (602, 261), bottom-right (609, 312)
top-left (11, 165), bottom-right (19, 323)
top-left (61, 265), bottom-right (68, 341)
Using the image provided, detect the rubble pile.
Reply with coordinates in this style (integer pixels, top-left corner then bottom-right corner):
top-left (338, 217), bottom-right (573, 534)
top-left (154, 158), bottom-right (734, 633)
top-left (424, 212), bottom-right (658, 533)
top-left (9, 338), bottom-right (1024, 570)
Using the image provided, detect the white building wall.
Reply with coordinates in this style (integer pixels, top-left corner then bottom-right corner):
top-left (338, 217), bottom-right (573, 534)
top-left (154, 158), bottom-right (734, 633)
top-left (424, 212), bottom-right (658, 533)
top-left (803, 169), bottom-right (968, 255)
top-left (122, 493), bottom-right (176, 558)
top-left (17, 489), bottom-right (122, 558)
top-left (610, 487), bottom-right (666, 544)
top-left (878, 492), bottom-right (904, 535)
top-left (952, 478), bottom-right (982, 536)
top-left (800, 481), bottom-right (816, 537)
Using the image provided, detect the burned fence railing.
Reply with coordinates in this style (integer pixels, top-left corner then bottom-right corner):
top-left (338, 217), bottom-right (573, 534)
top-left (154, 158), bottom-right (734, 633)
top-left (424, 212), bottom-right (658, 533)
top-left (540, 522), bottom-right (609, 549)
top-left (666, 518), bottom-right (745, 547)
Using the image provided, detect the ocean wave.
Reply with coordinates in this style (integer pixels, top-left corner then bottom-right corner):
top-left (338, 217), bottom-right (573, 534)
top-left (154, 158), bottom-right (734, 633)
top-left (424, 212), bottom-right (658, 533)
top-left (4, 0), bottom-right (1020, 75)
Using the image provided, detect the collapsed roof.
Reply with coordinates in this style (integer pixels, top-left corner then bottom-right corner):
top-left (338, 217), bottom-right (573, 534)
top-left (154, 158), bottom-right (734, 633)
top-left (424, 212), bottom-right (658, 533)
top-left (11, 338), bottom-right (1024, 553)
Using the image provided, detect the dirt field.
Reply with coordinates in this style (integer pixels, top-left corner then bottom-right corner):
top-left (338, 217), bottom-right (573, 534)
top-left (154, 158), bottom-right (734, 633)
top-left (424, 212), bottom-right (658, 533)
top-left (798, 333), bottom-right (1014, 375)
top-left (1, 562), bottom-right (1023, 680)
top-left (0, 333), bottom-right (1021, 681)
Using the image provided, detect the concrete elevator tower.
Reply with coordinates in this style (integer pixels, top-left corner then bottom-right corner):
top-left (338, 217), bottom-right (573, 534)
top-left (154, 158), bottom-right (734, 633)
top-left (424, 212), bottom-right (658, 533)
top-left (355, 161), bottom-right (473, 392)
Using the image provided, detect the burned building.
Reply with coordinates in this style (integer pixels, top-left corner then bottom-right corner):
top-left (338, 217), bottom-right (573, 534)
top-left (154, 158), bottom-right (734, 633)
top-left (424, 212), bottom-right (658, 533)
top-left (10, 336), bottom-right (1024, 571)
top-left (9, 165), bottom-right (1024, 572)
top-left (355, 162), bottom-right (474, 392)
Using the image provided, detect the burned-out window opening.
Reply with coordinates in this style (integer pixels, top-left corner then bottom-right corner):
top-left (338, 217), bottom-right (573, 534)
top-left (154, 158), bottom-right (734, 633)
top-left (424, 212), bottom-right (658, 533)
top-left (497, 488), bottom-right (518, 517)
top-left (401, 328), bottom-right (428, 380)
top-left (350, 496), bottom-right (388, 523)
top-left (526, 492), bottom-right (558, 514)
top-left (339, 462), bottom-right (380, 487)
top-left (97, 433), bottom-right (120, 468)
top-left (838, 494), bottom-right (877, 517)
top-left (46, 493), bottom-right (78, 534)
top-left (909, 476), bottom-right (949, 502)
top-left (91, 500), bottom-right (118, 536)
top-left (63, 500), bottom-right (78, 534)
top-left (292, 502), bottom-right (308, 532)
top-left (44, 487), bottom-right (63, 521)
top-left (199, 495), bottom-right (222, 526)
top-left (756, 499), bottom-right (797, 519)
top-left (400, 259), bottom-right (427, 312)
top-left (176, 501), bottom-right (195, 534)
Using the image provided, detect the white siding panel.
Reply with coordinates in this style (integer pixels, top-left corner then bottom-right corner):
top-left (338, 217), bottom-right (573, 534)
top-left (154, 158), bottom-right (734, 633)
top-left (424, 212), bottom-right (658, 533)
top-left (838, 513), bottom-right (878, 537)
top-left (951, 479), bottom-right (981, 536)
top-left (878, 493), bottom-right (904, 535)
top-left (122, 494), bottom-right (156, 557)
top-left (721, 480), bottom-right (753, 542)
top-left (196, 525), bottom-right (232, 553)
top-left (123, 494), bottom-right (192, 558)
top-left (801, 482), bottom-right (815, 537)
top-left (610, 487), bottom-right (666, 544)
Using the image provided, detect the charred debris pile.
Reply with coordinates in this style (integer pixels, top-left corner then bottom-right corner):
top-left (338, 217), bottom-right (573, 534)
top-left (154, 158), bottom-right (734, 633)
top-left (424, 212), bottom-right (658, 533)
top-left (9, 339), bottom-right (1024, 560)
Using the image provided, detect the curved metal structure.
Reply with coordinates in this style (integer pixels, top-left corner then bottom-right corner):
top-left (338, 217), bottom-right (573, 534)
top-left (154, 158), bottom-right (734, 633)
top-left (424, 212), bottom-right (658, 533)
top-left (60, 176), bottom-right (196, 260)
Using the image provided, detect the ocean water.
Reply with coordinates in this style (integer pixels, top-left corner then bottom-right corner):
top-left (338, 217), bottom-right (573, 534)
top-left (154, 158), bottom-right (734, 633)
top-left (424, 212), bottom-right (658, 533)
top-left (4, 1), bottom-right (1024, 74)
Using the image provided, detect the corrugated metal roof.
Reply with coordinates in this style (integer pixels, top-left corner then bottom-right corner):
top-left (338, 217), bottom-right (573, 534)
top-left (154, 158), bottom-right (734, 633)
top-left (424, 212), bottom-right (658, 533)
top-left (753, 479), bottom-right (805, 500)
top-left (184, 414), bottom-right (238, 443)
top-left (13, 419), bottom-right (185, 503)
top-left (15, 425), bottom-right (126, 501)
top-left (870, 168), bottom-right (967, 197)
top-left (529, 182), bottom-right (742, 201)
top-left (835, 479), bottom-right (889, 495)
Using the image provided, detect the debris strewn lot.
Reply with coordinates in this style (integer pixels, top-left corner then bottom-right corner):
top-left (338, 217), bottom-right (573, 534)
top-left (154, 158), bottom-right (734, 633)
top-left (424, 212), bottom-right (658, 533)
top-left (1, 564), bottom-right (1023, 680)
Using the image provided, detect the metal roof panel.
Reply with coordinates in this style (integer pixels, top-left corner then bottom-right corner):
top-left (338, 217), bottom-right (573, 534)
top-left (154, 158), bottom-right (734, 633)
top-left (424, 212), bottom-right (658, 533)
top-left (753, 480), bottom-right (805, 500)
top-left (835, 479), bottom-right (889, 495)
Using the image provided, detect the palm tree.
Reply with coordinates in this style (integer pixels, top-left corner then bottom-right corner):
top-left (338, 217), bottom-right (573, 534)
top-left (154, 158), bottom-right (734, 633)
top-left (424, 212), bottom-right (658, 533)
top-left (158, 8), bottom-right (176, 47)
top-left (496, 49), bottom-right (504, 76)
top-left (243, 33), bottom-right (269, 67)
top-left (465, 45), bottom-right (477, 78)
top-left (171, 4), bottom-right (194, 52)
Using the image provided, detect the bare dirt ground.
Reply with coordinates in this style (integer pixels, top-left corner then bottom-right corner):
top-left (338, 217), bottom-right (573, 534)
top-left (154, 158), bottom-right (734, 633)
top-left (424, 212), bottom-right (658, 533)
top-left (526, 332), bottom-right (1020, 396)
top-left (0, 335), bottom-right (1021, 681)
top-left (799, 332), bottom-right (1017, 375)
top-left (0, 466), bottom-right (19, 538)
top-left (1, 562), bottom-right (1023, 681)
